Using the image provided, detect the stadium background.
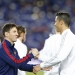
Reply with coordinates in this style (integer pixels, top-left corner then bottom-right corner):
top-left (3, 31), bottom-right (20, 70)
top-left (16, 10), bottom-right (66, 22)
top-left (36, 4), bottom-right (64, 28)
top-left (0, 0), bottom-right (75, 75)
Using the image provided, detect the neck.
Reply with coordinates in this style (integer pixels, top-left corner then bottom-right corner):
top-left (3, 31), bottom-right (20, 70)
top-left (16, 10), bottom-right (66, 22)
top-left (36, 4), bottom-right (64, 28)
top-left (4, 38), bottom-right (14, 45)
top-left (18, 37), bottom-right (22, 43)
top-left (56, 32), bottom-right (60, 34)
top-left (60, 26), bottom-right (69, 34)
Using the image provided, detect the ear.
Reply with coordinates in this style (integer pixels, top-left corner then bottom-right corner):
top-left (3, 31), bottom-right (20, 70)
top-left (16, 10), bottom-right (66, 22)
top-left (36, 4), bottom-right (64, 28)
top-left (5, 32), bottom-right (9, 37)
top-left (60, 20), bottom-right (64, 25)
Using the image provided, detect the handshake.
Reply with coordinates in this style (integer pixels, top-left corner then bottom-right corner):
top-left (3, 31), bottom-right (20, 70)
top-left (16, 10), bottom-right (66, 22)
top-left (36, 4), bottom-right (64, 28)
top-left (29, 48), bottom-right (52, 74)
top-left (29, 48), bottom-right (39, 58)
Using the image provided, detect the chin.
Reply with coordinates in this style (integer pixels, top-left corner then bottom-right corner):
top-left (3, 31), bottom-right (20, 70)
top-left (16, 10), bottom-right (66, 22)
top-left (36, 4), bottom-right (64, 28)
top-left (14, 40), bottom-right (17, 42)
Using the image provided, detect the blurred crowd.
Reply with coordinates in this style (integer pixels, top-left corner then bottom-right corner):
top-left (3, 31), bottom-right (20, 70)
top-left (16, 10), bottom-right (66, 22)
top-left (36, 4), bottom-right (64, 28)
top-left (0, 0), bottom-right (75, 50)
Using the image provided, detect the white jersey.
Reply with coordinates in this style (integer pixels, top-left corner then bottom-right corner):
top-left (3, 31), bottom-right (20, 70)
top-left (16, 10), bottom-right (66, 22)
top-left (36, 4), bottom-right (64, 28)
top-left (14, 39), bottom-right (27, 75)
top-left (40, 29), bottom-right (75, 75)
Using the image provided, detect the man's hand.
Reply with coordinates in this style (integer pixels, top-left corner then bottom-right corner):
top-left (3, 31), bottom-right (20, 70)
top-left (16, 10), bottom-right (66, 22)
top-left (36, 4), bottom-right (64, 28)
top-left (33, 65), bottom-right (41, 74)
top-left (30, 48), bottom-right (39, 57)
top-left (42, 66), bottom-right (52, 71)
top-left (34, 54), bottom-right (39, 58)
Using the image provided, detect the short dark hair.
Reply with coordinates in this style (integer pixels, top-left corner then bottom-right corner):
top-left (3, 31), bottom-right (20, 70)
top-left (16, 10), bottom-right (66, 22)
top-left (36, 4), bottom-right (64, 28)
top-left (2, 23), bottom-right (17, 36)
top-left (56, 12), bottom-right (70, 27)
top-left (17, 26), bottom-right (26, 37)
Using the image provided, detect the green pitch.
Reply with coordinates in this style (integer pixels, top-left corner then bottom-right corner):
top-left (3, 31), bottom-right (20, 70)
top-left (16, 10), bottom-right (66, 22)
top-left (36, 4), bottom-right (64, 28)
top-left (26, 71), bottom-right (44, 75)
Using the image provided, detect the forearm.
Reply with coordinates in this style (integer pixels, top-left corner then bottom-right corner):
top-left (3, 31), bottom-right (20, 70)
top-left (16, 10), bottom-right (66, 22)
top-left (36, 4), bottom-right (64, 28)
top-left (40, 57), bottom-right (61, 68)
top-left (19, 64), bottom-right (35, 72)
top-left (38, 54), bottom-right (52, 62)
top-left (0, 50), bottom-right (34, 68)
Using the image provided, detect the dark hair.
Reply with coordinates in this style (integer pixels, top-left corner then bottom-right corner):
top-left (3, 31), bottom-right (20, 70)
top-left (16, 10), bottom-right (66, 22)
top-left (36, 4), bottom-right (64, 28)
top-left (2, 23), bottom-right (17, 36)
top-left (17, 26), bottom-right (26, 37)
top-left (56, 12), bottom-right (70, 27)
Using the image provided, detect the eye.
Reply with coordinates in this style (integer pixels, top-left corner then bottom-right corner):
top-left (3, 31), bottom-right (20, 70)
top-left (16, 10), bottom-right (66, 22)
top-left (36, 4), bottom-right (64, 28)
top-left (13, 30), bottom-right (16, 33)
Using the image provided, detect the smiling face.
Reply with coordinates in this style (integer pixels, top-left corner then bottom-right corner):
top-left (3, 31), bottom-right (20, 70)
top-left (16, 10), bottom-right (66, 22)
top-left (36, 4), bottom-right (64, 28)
top-left (5, 27), bottom-right (18, 43)
top-left (55, 12), bottom-right (71, 34)
top-left (54, 16), bottom-right (62, 33)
